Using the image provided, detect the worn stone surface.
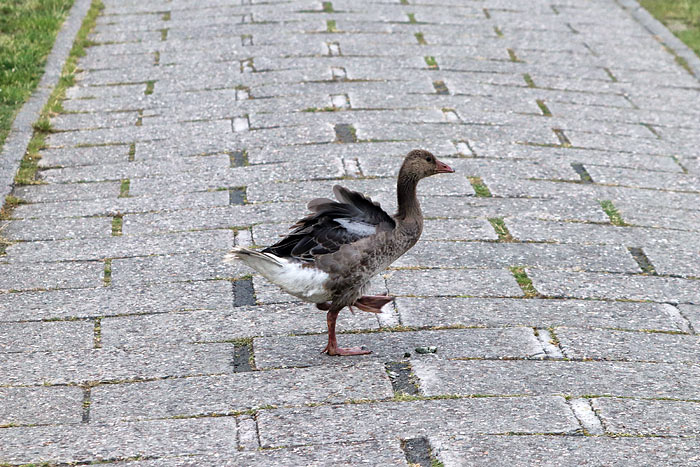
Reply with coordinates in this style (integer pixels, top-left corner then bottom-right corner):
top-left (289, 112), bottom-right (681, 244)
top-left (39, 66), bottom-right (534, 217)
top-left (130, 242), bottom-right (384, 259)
top-left (0, 417), bottom-right (238, 464)
top-left (431, 435), bottom-right (700, 466)
top-left (254, 328), bottom-right (543, 369)
top-left (0, 386), bottom-right (83, 427)
top-left (592, 398), bottom-right (700, 436)
top-left (396, 297), bottom-right (686, 332)
top-left (91, 362), bottom-right (393, 422)
top-left (412, 359), bottom-right (700, 399)
top-left (2, 0), bottom-right (700, 462)
top-left (556, 327), bottom-right (699, 363)
top-left (257, 396), bottom-right (580, 447)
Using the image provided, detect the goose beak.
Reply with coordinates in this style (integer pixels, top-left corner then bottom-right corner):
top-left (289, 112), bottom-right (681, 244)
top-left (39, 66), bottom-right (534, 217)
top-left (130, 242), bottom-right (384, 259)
top-left (435, 159), bottom-right (455, 174)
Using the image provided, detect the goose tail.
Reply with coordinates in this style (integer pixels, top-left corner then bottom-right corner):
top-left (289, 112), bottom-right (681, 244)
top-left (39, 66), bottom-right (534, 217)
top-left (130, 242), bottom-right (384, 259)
top-left (224, 247), bottom-right (284, 275)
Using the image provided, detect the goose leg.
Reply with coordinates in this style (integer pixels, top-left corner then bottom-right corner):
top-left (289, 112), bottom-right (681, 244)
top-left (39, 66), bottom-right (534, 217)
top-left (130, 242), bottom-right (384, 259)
top-left (321, 309), bottom-right (372, 356)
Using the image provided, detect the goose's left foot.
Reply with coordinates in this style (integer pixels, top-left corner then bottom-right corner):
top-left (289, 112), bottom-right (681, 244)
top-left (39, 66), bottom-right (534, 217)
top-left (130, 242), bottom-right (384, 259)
top-left (321, 308), bottom-right (372, 356)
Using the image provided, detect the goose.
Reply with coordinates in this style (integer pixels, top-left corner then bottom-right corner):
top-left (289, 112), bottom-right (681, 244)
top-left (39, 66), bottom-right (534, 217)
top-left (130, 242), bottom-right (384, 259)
top-left (225, 149), bottom-right (454, 356)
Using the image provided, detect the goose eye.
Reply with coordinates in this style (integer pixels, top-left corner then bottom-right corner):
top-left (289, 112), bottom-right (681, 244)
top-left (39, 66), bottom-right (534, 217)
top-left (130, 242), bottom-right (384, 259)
top-left (426, 155), bottom-right (434, 163)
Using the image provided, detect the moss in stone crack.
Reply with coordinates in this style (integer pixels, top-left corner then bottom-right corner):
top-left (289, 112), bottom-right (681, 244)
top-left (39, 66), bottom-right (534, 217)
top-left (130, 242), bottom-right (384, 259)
top-left (599, 200), bottom-right (627, 226)
top-left (424, 56), bottom-right (438, 69)
top-left (326, 20), bottom-right (337, 32)
top-left (488, 217), bottom-right (514, 242)
top-left (468, 176), bottom-right (492, 197)
top-left (509, 266), bottom-right (539, 298)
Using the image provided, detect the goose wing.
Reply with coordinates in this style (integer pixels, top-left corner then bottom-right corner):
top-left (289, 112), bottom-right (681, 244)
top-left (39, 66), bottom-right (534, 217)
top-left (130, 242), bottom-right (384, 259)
top-left (262, 185), bottom-right (395, 262)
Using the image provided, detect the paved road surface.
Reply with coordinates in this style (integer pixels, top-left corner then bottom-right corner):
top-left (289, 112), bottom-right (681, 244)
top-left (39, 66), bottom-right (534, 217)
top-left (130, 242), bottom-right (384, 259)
top-left (1, 0), bottom-right (699, 465)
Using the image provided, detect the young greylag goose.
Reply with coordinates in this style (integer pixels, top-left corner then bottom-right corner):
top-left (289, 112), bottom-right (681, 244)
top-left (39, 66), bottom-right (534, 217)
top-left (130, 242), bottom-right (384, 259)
top-left (225, 149), bottom-right (454, 356)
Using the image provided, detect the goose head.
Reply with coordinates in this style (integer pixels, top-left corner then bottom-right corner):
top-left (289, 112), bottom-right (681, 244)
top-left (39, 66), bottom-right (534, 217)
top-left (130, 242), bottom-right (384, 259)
top-left (400, 149), bottom-right (454, 180)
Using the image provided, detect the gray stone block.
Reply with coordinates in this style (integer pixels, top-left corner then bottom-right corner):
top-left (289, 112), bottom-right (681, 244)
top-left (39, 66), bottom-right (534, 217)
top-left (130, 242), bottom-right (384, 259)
top-left (396, 297), bottom-right (686, 332)
top-left (592, 398), bottom-right (700, 436)
top-left (14, 181), bottom-right (120, 202)
top-left (0, 386), bottom-right (83, 427)
top-left (412, 359), bottom-right (700, 399)
top-left (5, 230), bottom-right (232, 262)
top-left (529, 269), bottom-right (700, 303)
top-left (386, 268), bottom-right (523, 297)
top-left (257, 396), bottom-right (579, 447)
top-left (0, 261), bottom-right (102, 292)
top-left (393, 241), bottom-right (640, 273)
top-left (0, 417), bottom-right (238, 464)
top-left (1, 217), bottom-right (111, 241)
top-left (0, 281), bottom-right (232, 322)
top-left (556, 327), bottom-right (699, 363)
top-left (431, 435), bottom-right (700, 466)
top-left (0, 343), bottom-right (235, 386)
top-left (91, 362), bottom-right (393, 422)
top-left (100, 302), bottom-right (378, 348)
top-left (643, 246), bottom-right (700, 278)
top-left (0, 321), bottom-right (93, 353)
top-left (254, 327), bottom-right (542, 369)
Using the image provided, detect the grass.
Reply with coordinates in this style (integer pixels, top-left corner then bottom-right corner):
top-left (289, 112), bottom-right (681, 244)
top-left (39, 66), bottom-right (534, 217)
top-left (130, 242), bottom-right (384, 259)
top-left (640, 0), bottom-right (700, 58)
top-left (424, 56), bottom-right (438, 69)
top-left (509, 266), bottom-right (539, 298)
top-left (488, 217), bottom-right (514, 242)
top-left (6, 0), bottom-right (103, 190)
top-left (0, 0), bottom-right (75, 149)
top-left (468, 176), bottom-right (492, 197)
top-left (599, 200), bottom-right (627, 226)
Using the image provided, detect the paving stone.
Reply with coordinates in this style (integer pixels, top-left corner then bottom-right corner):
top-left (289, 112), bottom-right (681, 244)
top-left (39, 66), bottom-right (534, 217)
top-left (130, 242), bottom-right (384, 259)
top-left (412, 359), bottom-right (700, 399)
top-left (386, 268), bottom-right (524, 297)
top-left (0, 386), bottom-right (83, 427)
top-left (396, 297), bottom-right (686, 332)
top-left (0, 321), bottom-right (94, 353)
top-left (257, 396), bottom-right (579, 447)
top-left (678, 304), bottom-right (700, 334)
top-left (122, 203), bottom-right (309, 235)
top-left (13, 181), bottom-right (120, 202)
top-left (1, 216), bottom-right (111, 241)
top-left (643, 246), bottom-right (700, 278)
top-left (101, 303), bottom-right (379, 348)
top-left (0, 281), bottom-right (232, 322)
top-left (5, 230), bottom-right (231, 262)
top-left (556, 327), bottom-right (699, 363)
top-left (507, 218), bottom-right (700, 249)
top-left (254, 327), bottom-right (542, 369)
top-left (0, 261), bottom-right (102, 292)
top-left (592, 398), bottom-right (700, 436)
top-left (430, 435), bottom-right (700, 466)
top-left (393, 241), bottom-right (640, 273)
top-left (0, 417), bottom-right (238, 464)
top-left (529, 269), bottom-right (700, 304)
top-left (37, 144), bottom-right (131, 168)
top-left (615, 202), bottom-right (700, 232)
top-left (110, 251), bottom-right (242, 286)
top-left (12, 190), bottom-right (229, 219)
top-left (91, 362), bottom-right (393, 422)
top-left (0, 343), bottom-right (235, 386)
top-left (110, 440), bottom-right (408, 466)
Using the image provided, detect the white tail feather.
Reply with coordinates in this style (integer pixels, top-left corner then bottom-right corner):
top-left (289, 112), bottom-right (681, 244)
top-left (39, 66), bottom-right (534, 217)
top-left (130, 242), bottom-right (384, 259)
top-left (224, 247), bottom-right (331, 303)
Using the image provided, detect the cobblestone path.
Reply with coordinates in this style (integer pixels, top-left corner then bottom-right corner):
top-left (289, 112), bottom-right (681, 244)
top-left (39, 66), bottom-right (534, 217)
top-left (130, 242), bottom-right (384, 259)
top-left (1, 0), bottom-right (699, 465)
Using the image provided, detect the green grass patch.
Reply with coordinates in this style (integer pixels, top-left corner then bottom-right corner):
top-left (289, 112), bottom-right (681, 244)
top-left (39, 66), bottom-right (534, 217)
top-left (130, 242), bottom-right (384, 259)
top-left (322, 1), bottom-right (333, 12)
top-left (424, 56), bottom-right (438, 69)
top-left (640, 0), bottom-right (700, 58)
top-left (144, 80), bottom-right (155, 95)
top-left (302, 106), bottom-right (337, 112)
top-left (3, 0), bottom-right (103, 192)
top-left (326, 19), bottom-right (337, 32)
top-left (488, 217), bottom-right (514, 242)
top-left (599, 200), bottom-right (627, 226)
top-left (509, 266), bottom-right (539, 298)
top-left (407, 13), bottom-right (417, 23)
top-left (415, 32), bottom-right (426, 45)
top-left (535, 99), bottom-right (552, 117)
top-left (119, 179), bottom-right (130, 198)
top-left (0, 0), bottom-right (75, 149)
top-left (111, 215), bottom-right (122, 236)
top-left (103, 258), bottom-right (112, 286)
top-left (468, 176), bottom-right (492, 197)
top-left (522, 73), bottom-right (535, 88)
